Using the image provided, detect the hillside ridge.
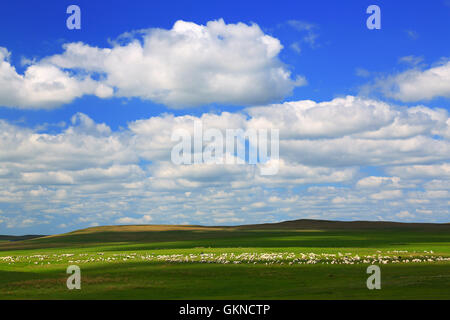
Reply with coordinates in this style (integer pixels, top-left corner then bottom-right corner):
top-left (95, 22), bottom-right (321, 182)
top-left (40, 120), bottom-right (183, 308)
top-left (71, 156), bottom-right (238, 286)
top-left (2, 218), bottom-right (449, 239)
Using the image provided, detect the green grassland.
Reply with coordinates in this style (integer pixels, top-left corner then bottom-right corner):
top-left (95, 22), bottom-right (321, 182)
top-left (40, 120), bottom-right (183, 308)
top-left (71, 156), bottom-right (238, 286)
top-left (0, 220), bottom-right (449, 299)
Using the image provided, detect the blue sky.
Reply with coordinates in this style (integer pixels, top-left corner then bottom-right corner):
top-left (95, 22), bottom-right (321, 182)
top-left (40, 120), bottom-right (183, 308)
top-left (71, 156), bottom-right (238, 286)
top-left (2, 0), bottom-right (449, 128)
top-left (0, 0), bottom-right (449, 234)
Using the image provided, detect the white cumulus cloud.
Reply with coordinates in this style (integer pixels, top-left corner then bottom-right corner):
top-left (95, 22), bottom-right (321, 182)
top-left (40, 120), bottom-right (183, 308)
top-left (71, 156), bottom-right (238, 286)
top-left (0, 19), bottom-right (305, 110)
top-left (366, 59), bottom-right (450, 102)
top-left (0, 95), bottom-right (449, 232)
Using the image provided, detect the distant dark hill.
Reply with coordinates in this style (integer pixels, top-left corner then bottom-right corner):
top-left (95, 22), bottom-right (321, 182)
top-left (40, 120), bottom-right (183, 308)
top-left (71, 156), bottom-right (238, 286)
top-left (0, 235), bottom-right (46, 242)
top-left (237, 219), bottom-right (450, 230)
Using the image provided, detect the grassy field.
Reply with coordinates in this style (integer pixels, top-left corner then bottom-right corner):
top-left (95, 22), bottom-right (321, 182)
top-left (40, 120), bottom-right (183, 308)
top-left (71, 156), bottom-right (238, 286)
top-left (0, 219), bottom-right (449, 299)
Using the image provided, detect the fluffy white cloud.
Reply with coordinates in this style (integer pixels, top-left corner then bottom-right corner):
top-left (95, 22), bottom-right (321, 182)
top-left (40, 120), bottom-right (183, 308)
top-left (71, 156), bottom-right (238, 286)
top-left (396, 210), bottom-right (415, 219)
top-left (356, 176), bottom-right (401, 189)
top-left (0, 95), bottom-right (449, 232)
top-left (387, 163), bottom-right (450, 179)
top-left (281, 135), bottom-right (449, 167)
top-left (367, 59), bottom-right (450, 102)
top-left (370, 189), bottom-right (403, 200)
top-left (0, 48), bottom-right (112, 109)
top-left (0, 114), bottom-right (136, 172)
top-left (0, 19), bottom-right (304, 110)
top-left (116, 215), bottom-right (152, 224)
top-left (246, 96), bottom-right (395, 139)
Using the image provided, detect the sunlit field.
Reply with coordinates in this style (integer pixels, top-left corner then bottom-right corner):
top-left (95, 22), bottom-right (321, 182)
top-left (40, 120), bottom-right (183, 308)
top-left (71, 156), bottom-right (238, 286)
top-left (1, 220), bottom-right (449, 299)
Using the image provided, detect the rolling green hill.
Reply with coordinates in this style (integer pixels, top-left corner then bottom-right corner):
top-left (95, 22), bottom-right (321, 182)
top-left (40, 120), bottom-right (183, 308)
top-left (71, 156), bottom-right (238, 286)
top-left (1, 219), bottom-right (449, 299)
top-left (2, 219), bottom-right (450, 251)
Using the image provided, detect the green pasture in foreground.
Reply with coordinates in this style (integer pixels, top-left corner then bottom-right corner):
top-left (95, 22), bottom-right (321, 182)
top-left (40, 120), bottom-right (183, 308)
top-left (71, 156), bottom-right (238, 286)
top-left (0, 222), bottom-right (449, 299)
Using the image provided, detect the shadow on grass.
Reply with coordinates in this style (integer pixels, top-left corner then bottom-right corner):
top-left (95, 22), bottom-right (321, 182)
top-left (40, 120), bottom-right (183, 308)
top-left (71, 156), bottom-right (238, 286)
top-left (2, 229), bottom-right (450, 253)
top-left (2, 260), bottom-right (450, 299)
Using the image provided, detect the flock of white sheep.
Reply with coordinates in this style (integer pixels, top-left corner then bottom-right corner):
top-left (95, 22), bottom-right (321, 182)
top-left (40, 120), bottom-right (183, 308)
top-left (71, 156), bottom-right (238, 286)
top-left (1, 250), bottom-right (449, 266)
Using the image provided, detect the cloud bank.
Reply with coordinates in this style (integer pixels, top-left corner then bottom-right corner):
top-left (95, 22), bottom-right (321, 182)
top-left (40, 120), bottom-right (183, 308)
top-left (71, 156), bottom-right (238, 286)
top-left (0, 96), bottom-right (448, 232)
top-left (366, 59), bottom-right (450, 102)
